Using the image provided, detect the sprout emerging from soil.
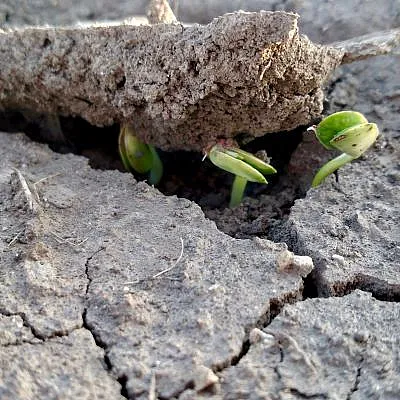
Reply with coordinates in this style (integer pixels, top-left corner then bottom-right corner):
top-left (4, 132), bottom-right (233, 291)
top-left (208, 145), bottom-right (277, 208)
top-left (310, 111), bottom-right (379, 187)
top-left (118, 124), bottom-right (163, 185)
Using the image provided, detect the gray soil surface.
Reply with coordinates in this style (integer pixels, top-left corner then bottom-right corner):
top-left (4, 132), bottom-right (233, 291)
top-left (279, 54), bottom-right (400, 300)
top-left (0, 0), bottom-right (399, 399)
top-left (0, 328), bottom-right (124, 399)
top-left (0, 131), bottom-right (310, 399)
top-left (200, 291), bottom-right (400, 399)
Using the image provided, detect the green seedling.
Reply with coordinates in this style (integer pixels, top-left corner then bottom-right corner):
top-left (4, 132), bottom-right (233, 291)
top-left (118, 124), bottom-right (163, 185)
top-left (310, 111), bottom-right (379, 187)
top-left (208, 145), bottom-right (277, 208)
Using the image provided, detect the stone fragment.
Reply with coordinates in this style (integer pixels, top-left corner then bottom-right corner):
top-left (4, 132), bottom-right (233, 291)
top-left (193, 365), bottom-right (219, 391)
top-left (249, 327), bottom-right (275, 345)
top-left (276, 249), bottom-right (314, 277)
top-left (147, 0), bottom-right (177, 24)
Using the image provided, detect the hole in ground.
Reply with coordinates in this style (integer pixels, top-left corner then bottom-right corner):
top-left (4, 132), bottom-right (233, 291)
top-left (0, 111), bottom-right (316, 240)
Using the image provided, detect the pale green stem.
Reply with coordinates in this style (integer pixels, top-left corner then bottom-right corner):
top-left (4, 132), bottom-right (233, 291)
top-left (312, 153), bottom-right (355, 187)
top-left (148, 145), bottom-right (163, 186)
top-left (229, 175), bottom-right (248, 208)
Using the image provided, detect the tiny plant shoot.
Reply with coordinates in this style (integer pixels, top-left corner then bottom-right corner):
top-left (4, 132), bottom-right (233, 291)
top-left (309, 111), bottom-right (379, 187)
top-left (208, 145), bottom-right (277, 208)
top-left (118, 124), bottom-right (163, 185)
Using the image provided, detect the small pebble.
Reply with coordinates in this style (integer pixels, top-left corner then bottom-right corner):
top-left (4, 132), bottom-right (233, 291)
top-left (353, 331), bottom-right (369, 343)
top-left (276, 249), bottom-right (314, 277)
top-left (331, 254), bottom-right (346, 266)
top-left (249, 328), bottom-right (275, 345)
top-left (194, 365), bottom-right (219, 391)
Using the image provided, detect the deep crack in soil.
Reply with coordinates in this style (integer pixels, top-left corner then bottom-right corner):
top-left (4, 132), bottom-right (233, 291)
top-left (212, 289), bottom-right (304, 379)
top-left (346, 355), bottom-right (364, 400)
top-left (83, 247), bottom-right (129, 399)
top-left (82, 311), bottom-right (129, 399)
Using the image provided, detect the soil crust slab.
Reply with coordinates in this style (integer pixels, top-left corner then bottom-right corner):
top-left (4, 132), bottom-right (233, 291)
top-left (0, 11), bottom-right (341, 151)
top-left (196, 291), bottom-right (400, 399)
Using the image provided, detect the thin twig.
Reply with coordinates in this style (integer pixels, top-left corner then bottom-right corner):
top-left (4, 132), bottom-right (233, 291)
top-left (12, 168), bottom-right (35, 211)
top-left (8, 231), bottom-right (23, 247)
top-left (73, 237), bottom-right (90, 246)
top-left (31, 173), bottom-right (62, 204)
top-left (152, 238), bottom-right (184, 279)
top-left (148, 371), bottom-right (156, 400)
top-left (50, 230), bottom-right (89, 247)
top-left (33, 172), bottom-right (62, 186)
top-left (125, 238), bottom-right (184, 285)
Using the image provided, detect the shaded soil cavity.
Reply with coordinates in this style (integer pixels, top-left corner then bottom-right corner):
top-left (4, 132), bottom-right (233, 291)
top-left (0, 110), bottom-right (309, 240)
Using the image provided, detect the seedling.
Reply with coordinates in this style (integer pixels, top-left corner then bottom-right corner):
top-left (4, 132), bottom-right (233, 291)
top-left (208, 145), bottom-right (277, 207)
top-left (118, 124), bottom-right (163, 185)
top-left (310, 111), bottom-right (379, 187)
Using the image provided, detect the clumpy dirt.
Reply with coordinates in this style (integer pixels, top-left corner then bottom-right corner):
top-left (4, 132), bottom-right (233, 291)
top-left (0, 11), bottom-right (342, 151)
top-left (1, 1), bottom-right (400, 399)
top-left (0, 53), bottom-right (395, 245)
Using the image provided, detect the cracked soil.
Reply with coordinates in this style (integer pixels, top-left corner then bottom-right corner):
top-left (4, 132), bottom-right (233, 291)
top-left (0, 0), bottom-right (399, 399)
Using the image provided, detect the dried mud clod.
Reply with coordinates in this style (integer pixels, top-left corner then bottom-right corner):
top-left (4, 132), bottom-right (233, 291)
top-left (0, 11), bottom-right (342, 151)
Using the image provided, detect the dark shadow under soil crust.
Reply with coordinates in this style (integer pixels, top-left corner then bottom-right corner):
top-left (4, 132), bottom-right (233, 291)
top-left (0, 110), bottom-right (311, 241)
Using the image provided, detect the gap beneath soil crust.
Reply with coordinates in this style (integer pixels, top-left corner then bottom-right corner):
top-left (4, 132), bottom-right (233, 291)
top-left (3, 111), bottom-right (399, 400)
top-left (0, 110), bottom-right (311, 242)
top-left (4, 110), bottom-right (397, 303)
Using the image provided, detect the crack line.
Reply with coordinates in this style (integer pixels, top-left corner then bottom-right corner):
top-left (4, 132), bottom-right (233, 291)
top-left (346, 355), bottom-right (364, 400)
top-left (212, 289), bottom-right (302, 373)
top-left (84, 246), bottom-right (105, 295)
top-left (82, 245), bottom-right (129, 399)
top-left (0, 308), bottom-right (44, 342)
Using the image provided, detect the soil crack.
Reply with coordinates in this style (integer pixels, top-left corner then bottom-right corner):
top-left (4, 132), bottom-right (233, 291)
top-left (0, 309), bottom-right (44, 343)
top-left (288, 388), bottom-right (328, 399)
top-left (0, 308), bottom-right (88, 342)
top-left (280, 228), bottom-right (400, 302)
top-left (81, 310), bottom-right (129, 399)
top-left (212, 290), bottom-right (303, 373)
top-left (84, 246), bottom-right (105, 295)
top-left (82, 246), bottom-right (128, 399)
top-left (346, 355), bottom-right (364, 400)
